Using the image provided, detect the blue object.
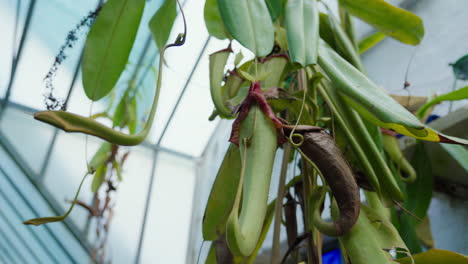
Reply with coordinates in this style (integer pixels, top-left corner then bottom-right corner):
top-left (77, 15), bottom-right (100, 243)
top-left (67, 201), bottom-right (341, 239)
top-left (322, 248), bottom-right (342, 264)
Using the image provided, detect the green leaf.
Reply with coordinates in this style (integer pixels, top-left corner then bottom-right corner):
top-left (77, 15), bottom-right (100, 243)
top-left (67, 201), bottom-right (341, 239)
top-left (149, 0), bottom-right (177, 52)
top-left (24, 173), bottom-right (89, 226)
top-left (319, 13), bottom-right (337, 50)
top-left (397, 249), bottom-right (468, 264)
top-left (218, 0), bottom-right (275, 56)
top-left (265, 0), bottom-right (283, 21)
top-left (91, 164), bottom-right (108, 193)
top-left (209, 47), bottom-right (233, 118)
top-left (260, 55), bottom-right (289, 88)
top-left (416, 86), bottom-right (468, 119)
top-left (440, 144), bottom-right (468, 171)
top-left (204, 0), bottom-right (229, 40)
top-left (339, 208), bottom-right (397, 264)
top-left (396, 142), bottom-right (433, 254)
top-left (285, 0), bottom-right (319, 66)
top-left (359, 31), bottom-right (386, 54)
top-left (127, 96), bottom-right (138, 134)
top-left (88, 142), bottom-right (112, 172)
top-left (406, 142), bottom-right (433, 220)
top-left (318, 40), bottom-right (468, 145)
top-left (82, 0), bottom-right (145, 101)
top-left (202, 145), bottom-right (242, 241)
top-left (326, 10), bottom-right (365, 72)
top-left (339, 0), bottom-right (424, 45)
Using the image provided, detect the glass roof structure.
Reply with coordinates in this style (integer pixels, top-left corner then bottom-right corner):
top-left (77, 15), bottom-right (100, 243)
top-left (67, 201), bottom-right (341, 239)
top-left (1, 0), bottom-right (468, 263)
top-left (0, 0), bottom-right (235, 263)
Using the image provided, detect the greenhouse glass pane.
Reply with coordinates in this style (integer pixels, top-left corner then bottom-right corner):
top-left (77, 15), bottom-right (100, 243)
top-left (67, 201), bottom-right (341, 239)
top-left (140, 151), bottom-right (196, 263)
top-left (0, 144), bottom-right (89, 263)
top-left (8, 0), bottom-right (98, 109)
top-left (0, 106), bottom-right (53, 174)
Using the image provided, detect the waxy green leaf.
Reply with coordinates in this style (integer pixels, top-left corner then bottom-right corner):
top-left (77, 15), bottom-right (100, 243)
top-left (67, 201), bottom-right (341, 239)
top-left (217, 0), bottom-right (275, 56)
top-left (24, 172), bottom-right (89, 226)
top-left (204, 0), bottom-right (229, 40)
top-left (202, 145), bottom-right (242, 241)
top-left (91, 164), bottom-right (108, 192)
top-left (318, 40), bottom-right (468, 145)
top-left (265, 0), bottom-right (283, 21)
top-left (149, 0), bottom-right (177, 52)
top-left (417, 86), bottom-right (468, 119)
top-left (397, 249), bottom-right (468, 264)
top-left (82, 0), bottom-right (145, 101)
top-left (285, 0), bottom-right (319, 66)
top-left (339, 0), bottom-right (424, 45)
top-left (359, 32), bottom-right (386, 54)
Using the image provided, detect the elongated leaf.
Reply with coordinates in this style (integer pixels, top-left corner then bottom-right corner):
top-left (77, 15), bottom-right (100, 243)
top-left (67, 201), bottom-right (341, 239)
top-left (204, 0), bottom-right (229, 40)
top-left (441, 144), bottom-right (468, 171)
top-left (285, 0), bottom-right (319, 66)
top-left (209, 47), bottom-right (233, 118)
top-left (339, 208), bottom-right (397, 264)
top-left (218, 0), bottom-right (274, 56)
top-left (339, 0), bottom-right (423, 45)
top-left (82, 0), bottom-right (145, 101)
top-left (396, 142), bottom-right (433, 254)
top-left (326, 10), bottom-right (364, 72)
top-left (417, 86), bottom-right (468, 118)
top-left (260, 54), bottom-right (289, 88)
top-left (318, 40), bottom-right (468, 145)
top-left (265, 0), bottom-right (283, 21)
top-left (88, 142), bottom-right (112, 171)
top-left (149, 0), bottom-right (177, 52)
top-left (397, 249), bottom-right (468, 264)
top-left (359, 32), bottom-right (386, 54)
top-left (24, 173), bottom-right (89, 225)
top-left (202, 145), bottom-right (242, 241)
top-left (91, 164), bottom-right (107, 192)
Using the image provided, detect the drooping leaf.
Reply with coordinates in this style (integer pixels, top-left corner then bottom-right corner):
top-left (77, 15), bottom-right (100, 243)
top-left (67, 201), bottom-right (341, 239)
top-left (204, 0), bottom-right (229, 40)
top-left (265, 0), bottom-right (283, 21)
top-left (416, 86), bottom-right (468, 119)
top-left (319, 13), bottom-right (337, 50)
top-left (406, 142), bottom-right (433, 220)
top-left (395, 142), bottom-right (433, 254)
top-left (397, 249), bottom-right (468, 264)
top-left (440, 144), bottom-right (468, 171)
top-left (359, 31), bottom-right (386, 54)
top-left (209, 47), bottom-right (233, 118)
top-left (88, 142), bottom-right (112, 172)
top-left (326, 9), bottom-right (364, 72)
top-left (202, 145), bottom-right (242, 241)
top-left (285, 0), bottom-right (319, 66)
top-left (318, 40), bottom-right (468, 145)
top-left (339, 0), bottom-right (424, 45)
top-left (82, 0), bottom-right (145, 101)
top-left (91, 164), bottom-right (108, 192)
top-left (339, 208), bottom-right (398, 264)
top-left (149, 0), bottom-right (178, 52)
top-left (260, 54), bottom-right (289, 88)
top-left (363, 205), bottom-right (410, 255)
top-left (24, 173), bottom-right (89, 226)
top-left (217, 0), bottom-right (275, 56)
